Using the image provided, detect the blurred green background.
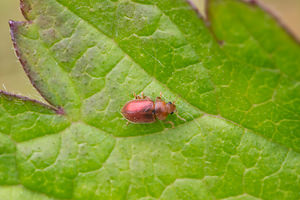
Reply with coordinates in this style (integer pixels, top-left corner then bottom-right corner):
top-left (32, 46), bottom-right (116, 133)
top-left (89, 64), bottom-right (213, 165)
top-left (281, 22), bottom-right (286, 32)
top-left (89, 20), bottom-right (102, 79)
top-left (0, 0), bottom-right (299, 102)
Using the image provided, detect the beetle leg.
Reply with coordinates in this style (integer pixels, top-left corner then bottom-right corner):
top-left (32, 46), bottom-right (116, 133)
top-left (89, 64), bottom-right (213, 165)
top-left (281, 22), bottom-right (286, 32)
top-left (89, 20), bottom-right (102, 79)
top-left (165, 120), bottom-right (175, 128)
top-left (145, 96), bottom-right (151, 100)
top-left (141, 92), bottom-right (144, 99)
top-left (133, 92), bottom-right (137, 99)
top-left (156, 92), bottom-right (163, 101)
top-left (140, 92), bottom-right (151, 100)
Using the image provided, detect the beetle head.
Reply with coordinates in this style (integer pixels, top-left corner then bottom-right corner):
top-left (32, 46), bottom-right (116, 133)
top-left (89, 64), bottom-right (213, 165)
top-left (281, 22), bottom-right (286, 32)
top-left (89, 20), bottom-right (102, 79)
top-left (166, 102), bottom-right (176, 114)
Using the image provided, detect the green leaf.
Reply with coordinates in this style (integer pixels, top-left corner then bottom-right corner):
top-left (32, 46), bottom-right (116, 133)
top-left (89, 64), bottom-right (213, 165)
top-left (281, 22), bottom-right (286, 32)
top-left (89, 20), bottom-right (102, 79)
top-left (1, 0), bottom-right (300, 199)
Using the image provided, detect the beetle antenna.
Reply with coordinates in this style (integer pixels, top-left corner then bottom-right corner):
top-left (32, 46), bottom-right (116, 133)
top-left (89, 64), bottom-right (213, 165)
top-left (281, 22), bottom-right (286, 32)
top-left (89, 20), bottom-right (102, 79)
top-left (183, 112), bottom-right (203, 130)
top-left (175, 111), bottom-right (186, 121)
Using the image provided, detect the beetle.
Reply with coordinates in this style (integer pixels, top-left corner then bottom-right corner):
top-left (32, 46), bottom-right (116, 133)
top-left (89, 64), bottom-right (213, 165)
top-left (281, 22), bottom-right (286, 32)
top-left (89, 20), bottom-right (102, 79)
top-left (121, 92), bottom-right (185, 127)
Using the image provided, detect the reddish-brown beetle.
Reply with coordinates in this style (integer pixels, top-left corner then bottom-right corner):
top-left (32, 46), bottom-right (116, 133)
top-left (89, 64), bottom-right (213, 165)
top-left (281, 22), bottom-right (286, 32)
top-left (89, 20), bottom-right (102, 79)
top-left (121, 92), bottom-right (185, 127)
